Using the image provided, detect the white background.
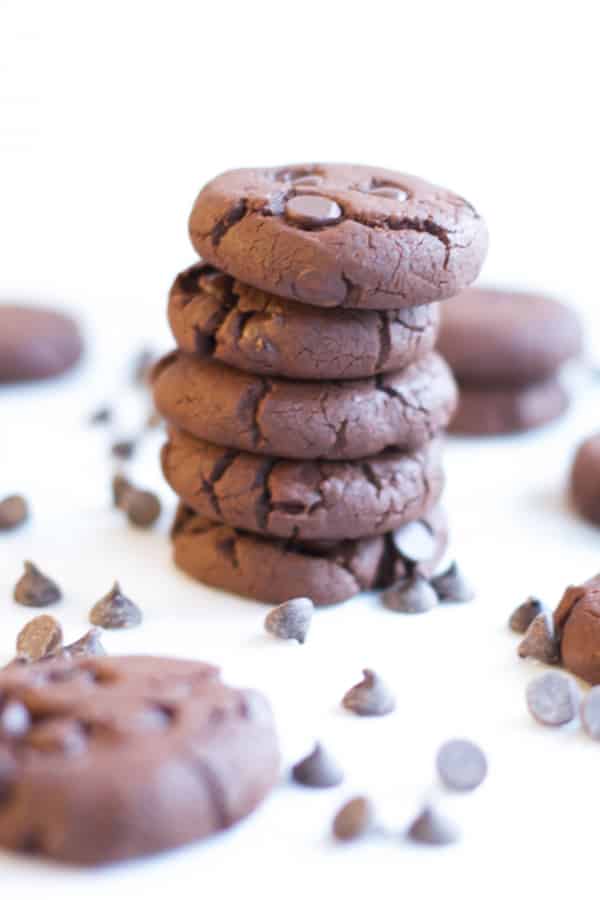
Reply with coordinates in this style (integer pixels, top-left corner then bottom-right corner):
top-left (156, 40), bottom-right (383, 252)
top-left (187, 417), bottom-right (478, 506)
top-left (1, 1), bottom-right (600, 897)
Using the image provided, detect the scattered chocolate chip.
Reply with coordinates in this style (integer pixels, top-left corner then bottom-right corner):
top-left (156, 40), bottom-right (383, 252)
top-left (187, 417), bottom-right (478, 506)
top-left (526, 671), bottom-right (580, 726)
top-left (89, 406), bottom-right (112, 425)
top-left (382, 574), bottom-right (438, 614)
top-left (111, 439), bottom-right (136, 461)
top-left (0, 698), bottom-right (31, 738)
top-left (291, 743), bottom-right (344, 788)
top-left (392, 520), bottom-right (437, 563)
top-left (284, 194), bottom-right (342, 229)
top-left (132, 347), bottom-right (156, 385)
top-left (16, 615), bottom-right (63, 662)
top-left (517, 611), bottom-right (559, 664)
top-left (407, 805), bottom-right (460, 846)
top-left (264, 597), bottom-right (314, 643)
top-left (581, 686), bottom-right (600, 739)
top-left (0, 495), bottom-right (28, 531)
top-left (431, 563), bottom-right (474, 604)
top-left (332, 796), bottom-right (376, 841)
top-left (14, 561), bottom-right (62, 608)
top-left (63, 627), bottom-right (107, 658)
top-left (89, 582), bottom-right (142, 629)
top-left (509, 597), bottom-right (547, 634)
top-left (112, 473), bottom-right (132, 506)
top-left (342, 669), bottom-right (396, 717)
top-left (436, 739), bottom-right (488, 792)
top-left (122, 489), bottom-right (161, 529)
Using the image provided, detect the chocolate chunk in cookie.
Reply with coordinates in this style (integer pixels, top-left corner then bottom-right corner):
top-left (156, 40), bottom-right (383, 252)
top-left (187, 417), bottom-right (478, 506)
top-left (189, 164), bottom-right (488, 310)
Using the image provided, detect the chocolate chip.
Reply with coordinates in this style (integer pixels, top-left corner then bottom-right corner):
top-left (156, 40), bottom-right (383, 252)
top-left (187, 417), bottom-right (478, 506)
top-left (369, 186), bottom-right (408, 201)
top-left (0, 699), bottom-right (31, 738)
top-left (16, 615), bottom-right (63, 662)
top-left (112, 473), bottom-right (132, 506)
top-left (430, 563), bottom-right (474, 604)
top-left (264, 597), bottom-right (314, 643)
top-left (0, 495), bottom-right (28, 531)
top-left (14, 561), bottom-right (62, 608)
top-left (89, 406), bottom-right (112, 425)
top-left (111, 439), bottom-right (136, 461)
top-left (436, 739), bottom-right (488, 792)
top-left (509, 597), bottom-right (547, 634)
top-left (89, 582), bottom-right (142, 629)
top-left (382, 574), bottom-right (438, 614)
top-left (284, 195), bottom-right (342, 229)
top-left (291, 743), bottom-right (344, 788)
top-left (392, 520), bottom-right (437, 563)
top-left (517, 611), bottom-right (559, 664)
top-left (122, 489), bottom-right (161, 529)
top-left (63, 627), bottom-right (107, 658)
top-left (407, 806), bottom-right (460, 846)
top-left (342, 669), bottom-right (396, 717)
top-left (332, 796), bottom-right (376, 841)
top-left (581, 686), bottom-right (600, 739)
top-left (526, 672), bottom-right (580, 726)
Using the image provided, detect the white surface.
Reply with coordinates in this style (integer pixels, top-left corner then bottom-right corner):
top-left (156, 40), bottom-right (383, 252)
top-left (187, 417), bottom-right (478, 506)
top-left (1, 1), bottom-right (600, 897)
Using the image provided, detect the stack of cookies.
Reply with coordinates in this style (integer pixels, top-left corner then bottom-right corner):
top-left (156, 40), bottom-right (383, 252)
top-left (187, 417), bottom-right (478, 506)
top-left (153, 164), bottom-right (488, 606)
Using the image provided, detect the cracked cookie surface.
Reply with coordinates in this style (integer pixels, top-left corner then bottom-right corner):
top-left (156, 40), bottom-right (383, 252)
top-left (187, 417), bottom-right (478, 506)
top-left (168, 262), bottom-right (440, 380)
top-left (171, 504), bottom-right (447, 606)
top-left (188, 163), bottom-right (488, 310)
top-left (0, 655), bottom-right (279, 864)
top-left (162, 426), bottom-right (444, 540)
top-left (449, 377), bottom-right (568, 435)
top-left (153, 351), bottom-right (457, 460)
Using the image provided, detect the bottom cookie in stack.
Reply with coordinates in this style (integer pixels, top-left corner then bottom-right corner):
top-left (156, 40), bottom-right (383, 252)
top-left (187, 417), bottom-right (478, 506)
top-left (438, 286), bottom-right (582, 436)
top-left (171, 503), bottom-right (448, 606)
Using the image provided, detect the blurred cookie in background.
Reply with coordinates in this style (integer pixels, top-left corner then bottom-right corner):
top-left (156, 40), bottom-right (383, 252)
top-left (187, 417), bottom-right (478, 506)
top-left (438, 287), bottom-right (582, 435)
top-left (0, 304), bottom-right (83, 382)
top-left (571, 432), bottom-right (600, 526)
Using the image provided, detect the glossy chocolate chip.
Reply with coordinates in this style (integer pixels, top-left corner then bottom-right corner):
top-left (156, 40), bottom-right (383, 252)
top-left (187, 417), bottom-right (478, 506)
top-left (291, 743), bottom-right (344, 788)
top-left (332, 796), bottom-right (376, 841)
top-left (369, 186), bottom-right (408, 201)
top-left (14, 562), bottom-right (62, 608)
top-left (436, 739), bottom-right (488, 792)
top-left (0, 495), bottom-right (29, 531)
top-left (392, 520), bottom-right (437, 563)
top-left (264, 597), bottom-right (314, 643)
top-left (517, 612), bottom-right (559, 664)
top-left (407, 806), bottom-right (460, 846)
top-left (509, 597), bottom-right (547, 634)
top-left (63, 628), bottom-right (107, 658)
top-left (382, 574), bottom-right (439, 614)
top-left (122, 489), bottom-right (161, 529)
top-left (16, 615), bottom-right (63, 662)
top-left (284, 194), bottom-right (342, 228)
top-left (526, 672), bottom-right (580, 726)
top-left (89, 582), bottom-right (142, 629)
top-left (342, 669), bottom-right (396, 717)
top-left (431, 563), bottom-right (474, 603)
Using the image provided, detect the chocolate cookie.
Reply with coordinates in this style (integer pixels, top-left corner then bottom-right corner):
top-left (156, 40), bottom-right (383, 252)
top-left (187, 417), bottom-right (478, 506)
top-left (554, 576), bottom-right (600, 684)
top-left (0, 305), bottom-right (83, 382)
top-left (571, 433), bottom-right (600, 525)
top-left (161, 426), bottom-right (444, 540)
top-left (449, 378), bottom-right (568, 436)
top-left (0, 655), bottom-right (279, 864)
top-left (188, 164), bottom-right (488, 310)
top-left (153, 352), bottom-right (457, 460)
top-left (168, 262), bottom-right (440, 380)
top-left (438, 287), bottom-right (582, 386)
top-left (171, 504), bottom-right (447, 606)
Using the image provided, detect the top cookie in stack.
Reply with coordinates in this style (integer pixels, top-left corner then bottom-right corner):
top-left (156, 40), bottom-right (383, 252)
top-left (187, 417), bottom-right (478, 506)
top-left (153, 164), bottom-right (488, 606)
